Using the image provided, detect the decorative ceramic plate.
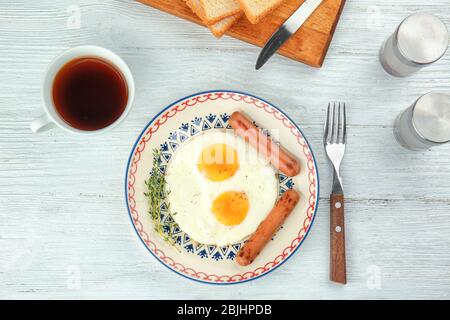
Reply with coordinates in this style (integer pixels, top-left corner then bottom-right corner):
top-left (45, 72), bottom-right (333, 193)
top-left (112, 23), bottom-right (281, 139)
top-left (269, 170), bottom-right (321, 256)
top-left (125, 90), bottom-right (319, 284)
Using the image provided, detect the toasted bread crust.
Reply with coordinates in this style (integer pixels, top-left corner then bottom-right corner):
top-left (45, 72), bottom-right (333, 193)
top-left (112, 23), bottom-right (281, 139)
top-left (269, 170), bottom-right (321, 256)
top-left (237, 0), bottom-right (285, 24)
top-left (210, 13), bottom-right (242, 37)
top-left (185, 0), bottom-right (210, 24)
top-left (200, 0), bottom-right (242, 24)
top-left (185, 0), bottom-right (242, 37)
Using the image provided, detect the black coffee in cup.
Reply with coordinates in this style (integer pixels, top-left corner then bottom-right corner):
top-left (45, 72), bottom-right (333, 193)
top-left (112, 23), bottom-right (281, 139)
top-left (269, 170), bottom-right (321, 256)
top-left (52, 57), bottom-right (128, 131)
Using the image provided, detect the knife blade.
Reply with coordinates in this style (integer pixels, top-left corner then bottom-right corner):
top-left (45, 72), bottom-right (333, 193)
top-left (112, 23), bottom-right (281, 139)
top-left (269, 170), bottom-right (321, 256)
top-left (255, 0), bottom-right (324, 70)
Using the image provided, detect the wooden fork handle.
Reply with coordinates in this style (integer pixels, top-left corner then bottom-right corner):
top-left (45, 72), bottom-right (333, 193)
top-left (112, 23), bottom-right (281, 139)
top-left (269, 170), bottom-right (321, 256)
top-left (330, 193), bottom-right (347, 284)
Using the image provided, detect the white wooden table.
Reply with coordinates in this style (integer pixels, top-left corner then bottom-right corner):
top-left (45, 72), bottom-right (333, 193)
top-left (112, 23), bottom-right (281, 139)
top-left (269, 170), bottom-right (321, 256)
top-left (1, 0), bottom-right (450, 300)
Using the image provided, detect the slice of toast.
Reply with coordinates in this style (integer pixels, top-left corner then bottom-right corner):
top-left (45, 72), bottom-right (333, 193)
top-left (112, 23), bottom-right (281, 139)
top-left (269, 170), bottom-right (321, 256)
top-left (185, 0), bottom-right (242, 37)
top-left (200, 0), bottom-right (242, 24)
top-left (238, 0), bottom-right (285, 24)
top-left (208, 13), bottom-right (242, 37)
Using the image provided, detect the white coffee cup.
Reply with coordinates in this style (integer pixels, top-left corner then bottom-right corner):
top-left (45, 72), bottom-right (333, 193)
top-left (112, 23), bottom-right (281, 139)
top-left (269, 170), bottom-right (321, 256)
top-left (30, 45), bottom-right (135, 134)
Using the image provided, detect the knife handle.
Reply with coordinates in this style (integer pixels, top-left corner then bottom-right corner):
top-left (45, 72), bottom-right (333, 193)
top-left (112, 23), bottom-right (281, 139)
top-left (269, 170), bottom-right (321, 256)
top-left (330, 193), bottom-right (347, 284)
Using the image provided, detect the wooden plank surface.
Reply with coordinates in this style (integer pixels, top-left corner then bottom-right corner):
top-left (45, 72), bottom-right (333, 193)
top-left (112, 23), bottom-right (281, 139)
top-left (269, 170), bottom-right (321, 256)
top-left (1, 0), bottom-right (450, 299)
top-left (138, 0), bottom-right (346, 67)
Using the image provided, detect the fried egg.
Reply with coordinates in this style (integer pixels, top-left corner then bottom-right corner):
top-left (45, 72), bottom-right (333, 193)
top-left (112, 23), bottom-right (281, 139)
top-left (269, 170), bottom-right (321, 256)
top-left (166, 131), bottom-right (278, 246)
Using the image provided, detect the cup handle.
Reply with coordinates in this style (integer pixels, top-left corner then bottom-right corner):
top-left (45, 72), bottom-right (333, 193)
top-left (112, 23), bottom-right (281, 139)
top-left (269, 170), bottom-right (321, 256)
top-left (30, 114), bottom-right (54, 133)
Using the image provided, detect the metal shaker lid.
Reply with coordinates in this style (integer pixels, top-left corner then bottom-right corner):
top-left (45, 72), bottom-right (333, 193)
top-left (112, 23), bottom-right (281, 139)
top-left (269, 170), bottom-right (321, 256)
top-left (397, 13), bottom-right (449, 65)
top-left (413, 92), bottom-right (450, 143)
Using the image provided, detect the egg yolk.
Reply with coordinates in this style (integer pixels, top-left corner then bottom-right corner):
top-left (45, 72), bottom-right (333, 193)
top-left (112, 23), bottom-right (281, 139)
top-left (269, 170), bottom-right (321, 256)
top-left (211, 191), bottom-right (249, 226)
top-left (198, 144), bottom-right (239, 181)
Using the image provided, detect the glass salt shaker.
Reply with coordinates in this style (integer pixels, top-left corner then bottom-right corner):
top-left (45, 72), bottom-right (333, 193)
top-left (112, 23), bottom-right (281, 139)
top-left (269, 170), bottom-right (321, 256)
top-left (394, 92), bottom-right (450, 150)
top-left (380, 12), bottom-right (449, 77)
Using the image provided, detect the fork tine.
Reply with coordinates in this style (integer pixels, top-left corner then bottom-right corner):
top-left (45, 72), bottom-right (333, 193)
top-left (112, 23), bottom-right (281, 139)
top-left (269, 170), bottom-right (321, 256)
top-left (337, 102), bottom-right (342, 143)
top-left (342, 103), bottom-right (347, 144)
top-left (325, 103), bottom-right (331, 142)
top-left (325, 102), bottom-right (347, 144)
top-left (331, 102), bottom-right (337, 143)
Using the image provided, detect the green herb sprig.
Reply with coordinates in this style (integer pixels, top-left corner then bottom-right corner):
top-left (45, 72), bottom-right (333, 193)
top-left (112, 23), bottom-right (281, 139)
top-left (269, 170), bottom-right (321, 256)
top-left (144, 149), bottom-right (179, 251)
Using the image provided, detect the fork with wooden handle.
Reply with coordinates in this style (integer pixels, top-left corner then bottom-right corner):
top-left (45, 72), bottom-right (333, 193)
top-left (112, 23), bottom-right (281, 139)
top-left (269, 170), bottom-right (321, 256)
top-left (324, 102), bottom-right (347, 284)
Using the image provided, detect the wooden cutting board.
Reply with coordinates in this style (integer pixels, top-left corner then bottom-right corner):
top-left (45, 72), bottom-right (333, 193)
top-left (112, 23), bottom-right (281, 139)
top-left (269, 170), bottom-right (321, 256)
top-left (138, 0), bottom-right (345, 68)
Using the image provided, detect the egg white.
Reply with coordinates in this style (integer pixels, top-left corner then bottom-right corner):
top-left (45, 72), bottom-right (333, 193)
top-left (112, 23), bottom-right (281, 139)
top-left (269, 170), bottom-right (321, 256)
top-left (165, 131), bottom-right (278, 246)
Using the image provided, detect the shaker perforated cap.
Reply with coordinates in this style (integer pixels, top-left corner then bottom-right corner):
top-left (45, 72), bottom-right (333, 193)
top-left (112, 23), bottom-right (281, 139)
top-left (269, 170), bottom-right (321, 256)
top-left (397, 13), bottom-right (449, 65)
top-left (413, 92), bottom-right (450, 143)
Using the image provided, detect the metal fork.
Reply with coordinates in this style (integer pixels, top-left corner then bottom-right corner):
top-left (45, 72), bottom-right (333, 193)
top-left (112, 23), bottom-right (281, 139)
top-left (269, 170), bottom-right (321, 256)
top-left (324, 102), bottom-right (347, 284)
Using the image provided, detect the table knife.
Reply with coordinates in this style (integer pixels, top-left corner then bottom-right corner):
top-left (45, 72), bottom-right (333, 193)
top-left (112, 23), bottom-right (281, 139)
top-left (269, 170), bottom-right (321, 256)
top-left (255, 0), bottom-right (324, 70)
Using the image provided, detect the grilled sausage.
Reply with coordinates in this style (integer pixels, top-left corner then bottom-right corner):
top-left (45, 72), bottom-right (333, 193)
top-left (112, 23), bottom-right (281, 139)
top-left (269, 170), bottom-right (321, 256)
top-left (236, 189), bottom-right (301, 266)
top-left (229, 111), bottom-right (300, 177)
